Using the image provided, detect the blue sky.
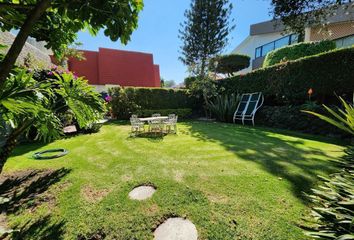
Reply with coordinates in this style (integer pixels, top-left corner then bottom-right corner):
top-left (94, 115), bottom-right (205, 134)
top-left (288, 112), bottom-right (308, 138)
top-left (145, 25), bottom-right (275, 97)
top-left (77, 0), bottom-right (272, 83)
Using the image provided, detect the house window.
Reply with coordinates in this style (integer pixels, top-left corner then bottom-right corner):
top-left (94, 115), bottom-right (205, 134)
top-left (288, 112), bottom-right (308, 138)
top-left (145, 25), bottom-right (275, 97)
top-left (255, 47), bottom-right (262, 58)
top-left (335, 35), bottom-right (354, 48)
top-left (254, 34), bottom-right (299, 59)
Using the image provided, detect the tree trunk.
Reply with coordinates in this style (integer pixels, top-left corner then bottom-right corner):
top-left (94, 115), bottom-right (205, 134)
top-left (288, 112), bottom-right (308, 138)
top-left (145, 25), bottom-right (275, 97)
top-left (0, 0), bottom-right (51, 89)
top-left (0, 135), bottom-right (18, 173)
top-left (0, 121), bottom-right (33, 174)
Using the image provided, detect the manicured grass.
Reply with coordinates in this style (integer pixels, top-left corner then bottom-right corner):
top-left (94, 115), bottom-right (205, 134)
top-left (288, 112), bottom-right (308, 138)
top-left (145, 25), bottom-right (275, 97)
top-left (3, 121), bottom-right (345, 239)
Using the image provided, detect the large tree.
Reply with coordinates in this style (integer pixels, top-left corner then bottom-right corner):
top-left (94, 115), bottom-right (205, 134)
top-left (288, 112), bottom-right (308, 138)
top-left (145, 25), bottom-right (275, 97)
top-left (271, 0), bottom-right (353, 34)
top-left (0, 0), bottom-right (143, 89)
top-left (179, 0), bottom-right (234, 77)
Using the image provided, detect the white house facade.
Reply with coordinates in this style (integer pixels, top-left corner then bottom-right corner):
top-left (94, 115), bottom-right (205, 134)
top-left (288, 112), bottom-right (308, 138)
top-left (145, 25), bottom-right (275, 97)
top-left (232, 5), bottom-right (354, 74)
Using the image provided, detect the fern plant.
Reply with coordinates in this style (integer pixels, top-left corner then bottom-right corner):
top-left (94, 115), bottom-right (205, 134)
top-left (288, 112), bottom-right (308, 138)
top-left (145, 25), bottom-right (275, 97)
top-left (206, 94), bottom-right (240, 122)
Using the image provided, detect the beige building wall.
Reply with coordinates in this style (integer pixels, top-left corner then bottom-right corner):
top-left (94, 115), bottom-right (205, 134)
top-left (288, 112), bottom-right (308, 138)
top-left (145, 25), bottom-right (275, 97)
top-left (0, 31), bottom-right (52, 68)
top-left (309, 21), bottom-right (354, 41)
top-left (91, 84), bottom-right (120, 92)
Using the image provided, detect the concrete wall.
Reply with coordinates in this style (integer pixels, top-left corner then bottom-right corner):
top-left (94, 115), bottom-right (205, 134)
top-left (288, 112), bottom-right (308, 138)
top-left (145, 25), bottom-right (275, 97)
top-left (0, 31), bottom-right (52, 68)
top-left (68, 48), bottom-right (160, 89)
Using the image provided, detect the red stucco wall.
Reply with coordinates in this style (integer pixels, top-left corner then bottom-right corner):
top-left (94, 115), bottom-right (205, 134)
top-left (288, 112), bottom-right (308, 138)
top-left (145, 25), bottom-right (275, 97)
top-left (68, 48), bottom-right (160, 88)
top-left (153, 65), bottom-right (161, 87)
top-left (69, 50), bottom-right (99, 84)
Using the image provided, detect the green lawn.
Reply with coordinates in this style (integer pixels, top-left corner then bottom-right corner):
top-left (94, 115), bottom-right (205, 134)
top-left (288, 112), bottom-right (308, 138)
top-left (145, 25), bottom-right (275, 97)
top-left (2, 121), bottom-right (345, 239)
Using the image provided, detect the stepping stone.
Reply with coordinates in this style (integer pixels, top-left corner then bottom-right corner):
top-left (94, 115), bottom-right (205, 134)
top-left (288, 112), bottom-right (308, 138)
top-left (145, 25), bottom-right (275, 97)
top-left (154, 217), bottom-right (198, 240)
top-left (128, 185), bottom-right (156, 200)
top-left (63, 125), bottom-right (77, 133)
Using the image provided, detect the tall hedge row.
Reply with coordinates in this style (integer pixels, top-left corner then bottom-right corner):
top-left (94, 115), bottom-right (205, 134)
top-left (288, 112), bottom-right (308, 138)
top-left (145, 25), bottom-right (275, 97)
top-left (218, 47), bottom-right (354, 104)
top-left (108, 87), bottom-right (198, 119)
top-left (123, 87), bottom-right (197, 109)
top-left (263, 40), bottom-right (336, 67)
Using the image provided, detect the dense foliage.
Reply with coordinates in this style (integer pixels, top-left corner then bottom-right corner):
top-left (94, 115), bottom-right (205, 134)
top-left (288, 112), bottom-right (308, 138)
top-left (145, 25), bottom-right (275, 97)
top-left (209, 54), bottom-right (250, 76)
top-left (0, 0), bottom-right (143, 57)
top-left (306, 148), bottom-right (354, 239)
top-left (303, 97), bottom-right (354, 239)
top-left (184, 76), bottom-right (198, 89)
top-left (108, 86), bottom-right (141, 120)
top-left (271, 0), bottom-right (353, 34)
top-left (0, 0), bottom-right (143, 89)
top-left (179, 0), bottom-right (234, 76)
top-left (108, 87), bottom-right (197, 119)
top-left (0, 67), bottom-right (105, 172)
top-left (206, 94), bottom-right (240, 122)
top-left (136, 108), bottom-right (192, 119)
top-left (263, 41), bottom-right (336, 67)
top-left (256, 105), bottom-right (351, 138)
top-left (218, 47), bottom-right (354, 104)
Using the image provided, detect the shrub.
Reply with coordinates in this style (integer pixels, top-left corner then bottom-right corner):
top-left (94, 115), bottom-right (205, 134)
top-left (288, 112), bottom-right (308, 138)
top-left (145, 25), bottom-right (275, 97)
top-left (79, 123), bottom-right (103, 134)
top-left (108, 87), bottom-right (140, 120)
top-left (108, 87), bottom-right (198, 120)
top-left (256, 105), bottom-right (351, 138)
top-left (184, 76), bottom-right (198, 89)
top-left (218, 47), bottom-right (354, 105)
top-left (136, 108), bottom-right (192, 119)
top-left (209, 54), bottom-right (250, 76)
top-left (123, 87), bottom-right (196, 110)
top-left (263, 40), bottom-right (336, 67)
top-left (206, 94), bottom-right (240, 122)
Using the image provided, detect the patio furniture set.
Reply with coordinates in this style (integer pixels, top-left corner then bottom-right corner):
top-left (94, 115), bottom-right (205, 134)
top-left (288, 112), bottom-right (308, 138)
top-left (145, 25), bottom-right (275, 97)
top-left (130, 114), bottom-right (178, 135)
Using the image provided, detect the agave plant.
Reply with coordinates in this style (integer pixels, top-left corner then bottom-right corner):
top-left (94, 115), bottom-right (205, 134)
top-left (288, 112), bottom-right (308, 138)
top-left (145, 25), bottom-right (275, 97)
top-left (303, 97), bottom-right (354, 239)
top-left (0, 69), bottom-right (105, 173)
top-left (302, 96), bottom-right (354, 135)
top-left (305, 148), bottom-right (354, 240)
top-left (206, 93), bottom-right (240, 122)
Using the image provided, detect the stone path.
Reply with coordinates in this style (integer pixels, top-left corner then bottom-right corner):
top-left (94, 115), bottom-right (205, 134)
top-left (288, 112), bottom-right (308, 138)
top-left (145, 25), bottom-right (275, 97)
top-left (128, 185), bottom-right (156, 201)
top-left (128, 185), bottom-right (198, 239)
top-left (154, 217), bottom-right (198, 240)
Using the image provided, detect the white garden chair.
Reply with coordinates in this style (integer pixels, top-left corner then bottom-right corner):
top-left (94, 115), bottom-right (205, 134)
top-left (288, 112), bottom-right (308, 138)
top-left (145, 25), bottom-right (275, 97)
top-left (130, 117), bottom-right (144, 135)
top-left (148, 119), bottom-right (164, 134)
top-left (164, 115), bottom-right (178, 134)
top-left (233, 92), bottom-right (264, 126)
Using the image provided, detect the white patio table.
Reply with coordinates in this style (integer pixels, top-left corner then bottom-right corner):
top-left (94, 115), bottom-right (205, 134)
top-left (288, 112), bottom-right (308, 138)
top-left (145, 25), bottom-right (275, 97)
top-left (138, 116), bottom-right (168, 122)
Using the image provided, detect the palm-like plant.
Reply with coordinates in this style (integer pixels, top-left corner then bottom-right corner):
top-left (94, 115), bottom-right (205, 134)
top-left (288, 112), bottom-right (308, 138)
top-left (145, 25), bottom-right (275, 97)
top-left (0, 70), bottom-right (105, 173)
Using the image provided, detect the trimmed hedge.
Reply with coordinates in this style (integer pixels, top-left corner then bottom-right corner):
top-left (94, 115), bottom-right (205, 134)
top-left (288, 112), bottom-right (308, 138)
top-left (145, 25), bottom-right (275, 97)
top-left (218, 47), bottom-right (354, 104)
top-left (123, 87), bottom-right (197, 110)
top-left (263, 40), bottom-right (336, 67)
top-left (136, 108), bottom-right (192, 118)
top-left (109, 87), bottom-right (198, 119)
top-left (209, 54), bottom-right (250, 75)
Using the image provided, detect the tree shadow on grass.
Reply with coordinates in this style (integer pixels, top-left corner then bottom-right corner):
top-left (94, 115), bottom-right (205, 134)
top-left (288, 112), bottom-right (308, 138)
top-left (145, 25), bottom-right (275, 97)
top-left (11, 215), bottom-right (65, 240)
top-left (186, 121), bottom-right (343, 201)
top-left (0, 168), bottom-right (70, 239)
top-left (0, 168), bottom-right (71, 214)
top-left (127, 132), bottom-right (168, 143)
